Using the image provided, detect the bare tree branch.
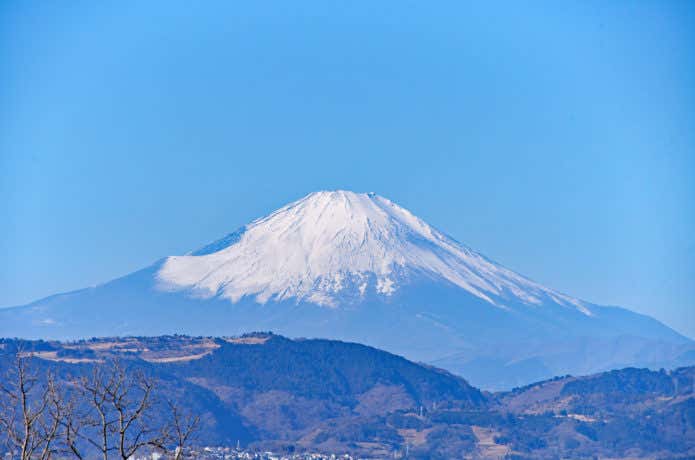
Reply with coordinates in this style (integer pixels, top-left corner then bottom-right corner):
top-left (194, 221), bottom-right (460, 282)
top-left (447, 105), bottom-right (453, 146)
top-left (75, 359), bottom-right (170, 459)
top-left (0, 349), bottom-right (64, 460)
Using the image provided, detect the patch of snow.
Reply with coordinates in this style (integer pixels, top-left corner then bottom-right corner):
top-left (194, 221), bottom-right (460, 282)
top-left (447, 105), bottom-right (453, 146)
top-left (376, 277), bottom-right (395, 295)
top-left (359, 282), bottom-right (368, 296)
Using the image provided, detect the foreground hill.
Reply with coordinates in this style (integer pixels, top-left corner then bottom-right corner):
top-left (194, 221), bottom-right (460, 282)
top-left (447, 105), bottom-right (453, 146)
top-left (2, 191), bottom-right (692, 389)
top-left (0, 334), bottom-right (692, 459)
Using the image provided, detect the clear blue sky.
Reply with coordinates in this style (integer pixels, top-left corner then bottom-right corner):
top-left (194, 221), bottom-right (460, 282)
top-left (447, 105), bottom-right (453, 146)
top-left (1, 1), bottom-right (694, 337)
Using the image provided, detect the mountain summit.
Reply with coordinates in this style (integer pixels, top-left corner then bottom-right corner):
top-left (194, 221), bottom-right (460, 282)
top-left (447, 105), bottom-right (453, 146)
top-left (2, 190), bottom-right (692, 389)
top-left (158, 190), bottom-right (590, 313)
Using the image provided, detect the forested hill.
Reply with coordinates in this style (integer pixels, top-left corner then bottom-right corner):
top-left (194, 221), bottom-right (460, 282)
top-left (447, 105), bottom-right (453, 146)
top-left (165, 333), bottom-right (484, 405)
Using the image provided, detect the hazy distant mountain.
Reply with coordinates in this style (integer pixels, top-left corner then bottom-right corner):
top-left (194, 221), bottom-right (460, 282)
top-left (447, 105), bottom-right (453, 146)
top-left (2, 335), bottom-right (692, 459)
top-left (1, 190), bottom-right (692, 389)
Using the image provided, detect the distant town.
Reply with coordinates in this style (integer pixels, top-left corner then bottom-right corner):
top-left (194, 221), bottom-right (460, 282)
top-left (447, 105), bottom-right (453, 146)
top-left (138, 448), bottom-right (361, 460)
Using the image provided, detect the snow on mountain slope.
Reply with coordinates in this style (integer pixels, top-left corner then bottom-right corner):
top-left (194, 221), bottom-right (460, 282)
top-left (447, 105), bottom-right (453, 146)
top-left (156, 190), bottom-right (592, 314)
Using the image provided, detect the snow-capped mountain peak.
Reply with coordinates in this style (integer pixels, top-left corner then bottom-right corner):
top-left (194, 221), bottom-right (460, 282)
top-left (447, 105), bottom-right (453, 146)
top-left (156, 190), bottom-right (591, 314)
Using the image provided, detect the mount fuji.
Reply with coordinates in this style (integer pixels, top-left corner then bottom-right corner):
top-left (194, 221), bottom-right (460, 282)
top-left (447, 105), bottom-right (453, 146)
top-left (2, 190), bottom-right (693, 389)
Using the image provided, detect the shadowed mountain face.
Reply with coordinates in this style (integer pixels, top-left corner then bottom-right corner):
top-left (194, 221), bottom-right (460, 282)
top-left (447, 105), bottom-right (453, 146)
top-left (1, 335), bottom-right (692, 459)
top-left (1, 191), bottom-right (692, 389)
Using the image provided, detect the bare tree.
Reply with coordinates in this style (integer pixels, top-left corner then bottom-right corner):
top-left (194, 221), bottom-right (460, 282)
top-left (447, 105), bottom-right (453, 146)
top-left (0, 351), bottom-right (64, 460)
top-left (61, 391), bottom-right (87, 460)
top-left (77, 360), bottom-right (169, 459)
top-left (79, 364), bottom-right (119, 460)
top-left (167, 400), bottom-right (200, 460)
top-left (38, 378), bottom-right (65, 460)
